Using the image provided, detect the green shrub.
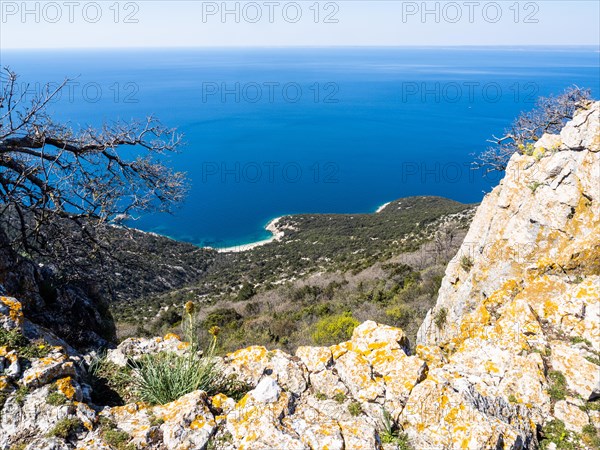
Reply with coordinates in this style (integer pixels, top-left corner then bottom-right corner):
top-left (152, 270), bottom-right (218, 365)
top-left (385, 305), bottom-right (414, 329)
top-left (348, 401), bottom-right (362, 416)
top-left (434, 307), bottom-right (447, 330)
top-left (0, 329), bottom-right (49, 359)
top-left (528, 181), bottom-right (543, 193)
top-left (204, 308), bottom-right (242, 330)
top-left (547, 370), bottom-right (567, 401)
top-left (236, 283), bottom-right (255, 301)
top-left (312, 313), bottom-right (359, 345)
top-left (47, 417), bottom-right (82, 439)
top-left (153, 308), bottom-right (183, 330)
top-left (540, 419), bottom-right (576, 450)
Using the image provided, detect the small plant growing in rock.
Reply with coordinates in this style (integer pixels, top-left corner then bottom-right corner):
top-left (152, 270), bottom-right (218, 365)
top-left (333, 392), bottom-right (346, 403)
top-left (14, 385), bottom-right (29, 406)
top-left (102, 428), bottom-right (134, 450)
top-left (434, 307), bottom-right (447, 330)
top-left (46, 384), bottom-right (68, 406)
top-left (47, 417), bottom-right (82, 439)
top-left (570, 336), bottom-right (592, 346)
top-left (527, 181), bottom-right (543, 193)
top-left (460, 255), bottom-right (474, 272)
top-left (98, 417), bottom-right (135, 450)
top-left (508, 394), bottom-right (518, 404)
top-left (315, 391), bottom-right (327, 400)
top-left (348, 401), bottom-right (362, 416)
top-left (207, 430), bottom-right (234, 450)
top-left (539, 419), bottom-right (577, 450)
top-left (547, 370), bottom-right (567, 401)
top-left (585, 355), bottom-right (600, 366)
top-left (380, 407), bottom-right (414, 448)
top-left (581, 424), bottom-right (600, 449)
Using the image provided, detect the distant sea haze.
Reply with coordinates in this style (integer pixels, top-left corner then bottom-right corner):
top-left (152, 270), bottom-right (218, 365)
top-left (4, 47), bottom-right (599, 248)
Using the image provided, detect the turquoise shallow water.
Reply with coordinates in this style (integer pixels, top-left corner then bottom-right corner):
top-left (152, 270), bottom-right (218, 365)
top-left (3, 47), bottom-right (599, 247)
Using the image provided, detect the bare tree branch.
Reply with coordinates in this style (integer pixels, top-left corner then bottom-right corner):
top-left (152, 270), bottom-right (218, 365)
top-left (473, 86), bottom-right (593, 174)
top-left (0, 67), bottom-right (188, 275)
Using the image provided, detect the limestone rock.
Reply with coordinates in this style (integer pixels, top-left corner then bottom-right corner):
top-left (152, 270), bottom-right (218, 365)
top-left (224, 346), bottom-right (307, 395)
top-left (105, 333), bottom-right (191, 367)
top-left (550, 341), bottom-right (600, 401)
top-left (560, 101), bottom-right (600, 151)
top-left (553, 400), bottom-right (590, 432)
top-left (0, 296), bottom-right (23, 331)
top-left (22, 349), bottom-right (76, 388)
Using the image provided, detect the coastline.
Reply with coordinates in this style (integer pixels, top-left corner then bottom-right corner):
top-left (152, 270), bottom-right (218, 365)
top-left (375, 201), bottom-right (391, 213)
top-left (214, 217), bottom-right (284, 253)
top-left (214, 200), bottom-right (392, 253)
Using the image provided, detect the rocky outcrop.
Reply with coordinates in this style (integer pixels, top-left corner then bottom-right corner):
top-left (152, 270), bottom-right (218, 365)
top-left (1, 103), bottom-right (599, 449)
top-left (0, 231), bottom-right (116, 349)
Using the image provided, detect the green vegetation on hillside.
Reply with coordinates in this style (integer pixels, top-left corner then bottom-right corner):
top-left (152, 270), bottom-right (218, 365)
top-left (117, 196), bottom-right (475, 352)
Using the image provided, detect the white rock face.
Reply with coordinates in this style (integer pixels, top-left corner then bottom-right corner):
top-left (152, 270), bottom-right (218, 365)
top-left (418, 101), bottom-right (600, 346)
top-left (250, 376), bottom-right (281, 403)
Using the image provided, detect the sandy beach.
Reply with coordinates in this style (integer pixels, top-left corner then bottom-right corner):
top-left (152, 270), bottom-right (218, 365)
top-left (375, 201), bottom-right (391, 213)
top-left (215, 217), bottom-right (284, 253)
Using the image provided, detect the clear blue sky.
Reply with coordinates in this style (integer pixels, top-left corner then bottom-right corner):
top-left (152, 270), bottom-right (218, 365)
top-left (1, 1), bottom-right (599, 48)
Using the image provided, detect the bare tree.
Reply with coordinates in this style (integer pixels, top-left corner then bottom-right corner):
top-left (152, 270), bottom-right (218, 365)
top-left (473, 86), bottom-right (592, 173)
top-left (0, 67), bottom-right (187, 272)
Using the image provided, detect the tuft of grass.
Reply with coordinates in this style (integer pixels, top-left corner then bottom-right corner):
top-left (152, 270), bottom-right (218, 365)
top-left (88, 355), bottom-right (133, 406)
top-left (348, 401), bottom-right (362, 416)
top-left (47, 417), bottom-right (82, 439)
top-left (130, 304), bottom-right (236, 405)
top-left (547, 370), bottom-right (567, 401)
top-left (131, 350), bottom-right (223, 406)
top-left (434, 307), bottom-right (447, 330)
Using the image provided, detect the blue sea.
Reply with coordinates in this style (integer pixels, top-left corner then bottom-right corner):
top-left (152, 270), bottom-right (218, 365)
top-left (2, 47), bottom-right (599, 247)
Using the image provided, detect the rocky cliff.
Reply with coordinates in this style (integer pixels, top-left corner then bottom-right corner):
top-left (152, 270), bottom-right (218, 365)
top-left (1, 102), bottom-right (599, 449)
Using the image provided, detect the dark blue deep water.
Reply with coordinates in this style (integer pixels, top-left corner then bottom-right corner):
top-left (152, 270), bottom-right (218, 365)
top-left (2, 47), bottom-right (599, 247)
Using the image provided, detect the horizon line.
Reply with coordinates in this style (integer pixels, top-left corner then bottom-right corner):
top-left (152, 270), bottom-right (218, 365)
top-left (3, 44), bottom-right (599, 51)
